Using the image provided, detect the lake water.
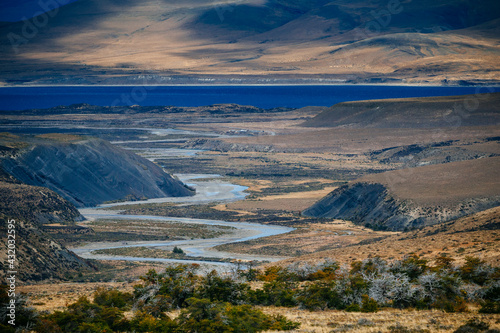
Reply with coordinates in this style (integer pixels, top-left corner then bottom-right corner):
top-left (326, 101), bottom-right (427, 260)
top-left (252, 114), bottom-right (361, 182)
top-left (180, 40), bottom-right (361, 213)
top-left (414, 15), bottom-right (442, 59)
top-left (1, 85), bottom-right (499, 110)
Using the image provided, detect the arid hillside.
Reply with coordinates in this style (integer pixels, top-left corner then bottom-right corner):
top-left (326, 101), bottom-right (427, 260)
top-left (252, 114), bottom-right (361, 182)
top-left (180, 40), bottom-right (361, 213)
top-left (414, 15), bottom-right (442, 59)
top-left (0, 181), bottom-right (94, 282)
top-left (303, 157), bottom-right (500, 230)
top-left (0, 0), bottom-right (499, 84)
top-left (300, 94), bottom-right (500, 230)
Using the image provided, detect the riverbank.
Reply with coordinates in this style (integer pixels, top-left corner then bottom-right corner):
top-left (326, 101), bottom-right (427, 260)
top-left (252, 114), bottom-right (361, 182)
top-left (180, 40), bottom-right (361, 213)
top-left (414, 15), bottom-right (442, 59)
top-left (71, 174), bottom-right (294, 270)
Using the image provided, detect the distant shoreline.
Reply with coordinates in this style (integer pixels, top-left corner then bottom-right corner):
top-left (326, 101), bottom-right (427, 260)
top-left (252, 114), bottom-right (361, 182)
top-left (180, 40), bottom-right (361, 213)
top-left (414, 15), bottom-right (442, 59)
top-left (2, 85), bottom-right (498, 111)
top-left (2, 83), bottom-right (500, 88)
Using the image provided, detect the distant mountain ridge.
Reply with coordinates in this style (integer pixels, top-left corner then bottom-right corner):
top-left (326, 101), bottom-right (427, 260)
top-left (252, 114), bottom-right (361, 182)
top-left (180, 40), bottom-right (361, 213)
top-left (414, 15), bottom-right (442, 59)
top-left (0, 0), bottom-right (498, 84)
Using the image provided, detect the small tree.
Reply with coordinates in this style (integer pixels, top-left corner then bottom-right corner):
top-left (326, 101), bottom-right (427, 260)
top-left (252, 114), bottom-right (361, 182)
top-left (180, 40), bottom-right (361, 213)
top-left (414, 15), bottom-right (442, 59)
top-left (172, 246), bottom-right (184, 255)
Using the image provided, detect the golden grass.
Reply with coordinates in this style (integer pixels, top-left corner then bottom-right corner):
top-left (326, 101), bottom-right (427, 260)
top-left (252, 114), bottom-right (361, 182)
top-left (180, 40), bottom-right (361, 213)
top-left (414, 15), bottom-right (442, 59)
top-left (260, 307), bottom-right (500, 333)
top-left (228, 185), bottom-right (337, 213)
top-left (277, 206), bottom-right (500, 267)
top-left (20, 281), bottom-right (135, 312)
top-left (216, 220), bottom-right (395, 257)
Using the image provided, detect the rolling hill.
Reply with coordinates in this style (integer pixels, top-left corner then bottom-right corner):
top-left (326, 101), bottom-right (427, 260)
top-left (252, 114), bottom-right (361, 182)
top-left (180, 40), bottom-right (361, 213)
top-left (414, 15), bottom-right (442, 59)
top-left (0, 0), bottom-right (499, 84)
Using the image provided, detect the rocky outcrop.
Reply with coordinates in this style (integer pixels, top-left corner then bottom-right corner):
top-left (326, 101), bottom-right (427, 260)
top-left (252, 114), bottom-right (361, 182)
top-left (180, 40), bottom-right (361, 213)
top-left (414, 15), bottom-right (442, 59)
top-left (368, 141), bottom-right (498, 167)
top-left (1, 139), bottom-right (194, 207)
top-left (303, 182), bottom-right (412, 230)
top-left (183, 138), bottom-right (304, 153)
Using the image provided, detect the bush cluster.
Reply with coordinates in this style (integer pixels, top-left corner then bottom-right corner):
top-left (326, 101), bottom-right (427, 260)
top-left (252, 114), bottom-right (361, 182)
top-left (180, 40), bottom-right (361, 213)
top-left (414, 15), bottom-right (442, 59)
top-left (283, 255), bottom-right (499, 313)
top-left (2, 255), bottom-right (498, 332)
top-left (251, 255), bottom-right (499, 313)
top-left (26, 265), bottom-right (299, 333)
top-left (128, 255), bottom-right (500, 316)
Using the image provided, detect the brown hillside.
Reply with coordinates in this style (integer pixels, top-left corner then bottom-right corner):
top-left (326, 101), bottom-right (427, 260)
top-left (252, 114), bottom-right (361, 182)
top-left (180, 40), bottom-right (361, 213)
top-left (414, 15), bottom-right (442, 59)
top-left (359, 156), bottom-right (500, 207)
top-left (303, 157), bottom-right (500, 230)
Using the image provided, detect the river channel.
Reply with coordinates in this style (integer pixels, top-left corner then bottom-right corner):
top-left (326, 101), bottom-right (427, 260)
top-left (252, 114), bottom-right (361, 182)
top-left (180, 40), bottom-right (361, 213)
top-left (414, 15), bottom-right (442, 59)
top-left (71, 173), bottom-right (294, 271)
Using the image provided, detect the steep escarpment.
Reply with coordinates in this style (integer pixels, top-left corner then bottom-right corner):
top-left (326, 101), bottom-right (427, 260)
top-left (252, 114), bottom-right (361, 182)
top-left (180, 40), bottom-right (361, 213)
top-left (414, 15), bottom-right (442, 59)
top-left (0, 181), bottom-right (93, 282)
top-left (1, 138), bottom-right (194, 207)
top-left (304, 157), bottom-right (500, 230)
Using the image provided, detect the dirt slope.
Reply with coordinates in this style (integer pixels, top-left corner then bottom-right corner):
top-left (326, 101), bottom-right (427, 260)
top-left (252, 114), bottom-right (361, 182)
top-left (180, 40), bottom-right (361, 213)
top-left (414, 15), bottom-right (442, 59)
top-left (0, 181), bottom-right (94, 282)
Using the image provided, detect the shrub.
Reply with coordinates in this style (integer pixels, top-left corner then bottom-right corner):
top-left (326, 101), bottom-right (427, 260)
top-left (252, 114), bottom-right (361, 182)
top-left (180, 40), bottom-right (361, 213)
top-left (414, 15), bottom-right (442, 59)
top-left (139, 295), bottom-right (173, 317)
top-left (305, 260), bottom-right (340, 281)
top-left (360, 295), bottom-right (379, 312)
top-left (258, 266), bottom-right (297, 282)
top-left (345, 303), bottom-right (361, 312)
top-left (268, 314), bottom-right (301, 331)
top-left (250, 281), bottom-right (298, 307)
top-left (178, 298), bottom-right (299, 333)
top-left (434, 296), bottom-right (469, 313)
top-left (391, 254), bottom-right (428, 281)
top-left (134, 265), bottom-right (200, 309)
top-left (459, 257), bottom-right (494, 286)
top-left (130, 311), bottom-right (177, 333)
top-left (197, 270), bottom-right (250, 304)
top-left (39, 296), bottom-right (130, 333)
top-left (298, 281), bottom-right (343, 310)
top-left (172, 246), bottom-right (184, 254)
top-left (433, 255), bottom-right (455, 271)
top-left (479, 300), bottom-right (500, 314)
top-left (93, 287), bottom-right (133, 309)
top-left (481, 281), bottom-right (500, 302)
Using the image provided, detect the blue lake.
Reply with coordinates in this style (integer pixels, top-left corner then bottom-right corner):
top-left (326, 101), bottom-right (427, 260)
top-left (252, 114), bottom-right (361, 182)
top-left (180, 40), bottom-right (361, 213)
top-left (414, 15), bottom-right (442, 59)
top-left (0, 85), bottom-right (499, 110)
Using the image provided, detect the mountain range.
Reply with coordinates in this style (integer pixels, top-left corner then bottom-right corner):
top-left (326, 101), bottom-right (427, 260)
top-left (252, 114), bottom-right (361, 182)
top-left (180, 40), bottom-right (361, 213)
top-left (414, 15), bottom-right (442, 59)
top-left (0, 0), bottom-right (499, 85)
